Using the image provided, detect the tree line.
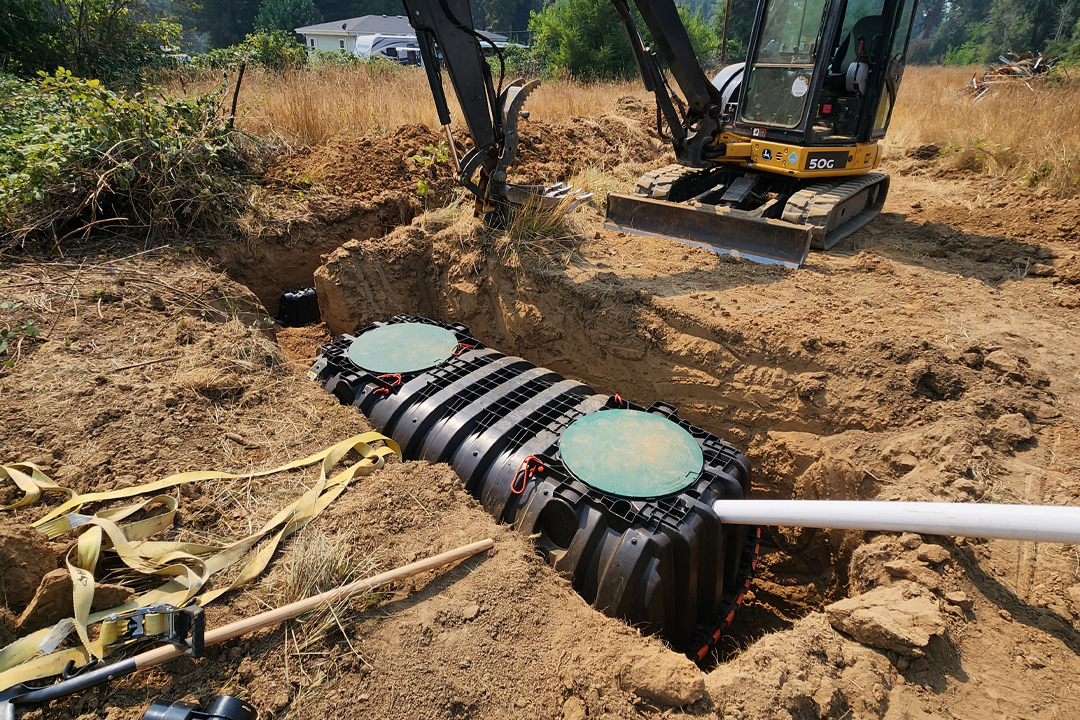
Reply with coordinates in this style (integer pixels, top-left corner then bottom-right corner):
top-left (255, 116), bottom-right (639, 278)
top-left (2, 0), bottom-right (1079, 85)
top-left (194, 0), bottom-right (1080, 67)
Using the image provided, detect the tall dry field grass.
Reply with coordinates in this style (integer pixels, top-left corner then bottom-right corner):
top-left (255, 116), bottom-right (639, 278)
top-left (888, 65), bottom-right (1080, 193)
top-left (163, 64), bottom-right (647, 146)
top-left (163, 62), bottom-right (1079, 193)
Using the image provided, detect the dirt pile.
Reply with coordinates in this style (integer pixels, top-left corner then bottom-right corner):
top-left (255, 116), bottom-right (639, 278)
top-left (0, 525), bottom-right (55, 614)
top-left (510, 109), bottom-right (670, 184)
top-left (706, 612), bottom-right (899, 719)
top-left (233, 104), bottom-right (670, 313)
top-left (315, 223), bottom-right (436, 335)
top-left (615, 648), bottom-right (706, 706)
top-left (267, 105), bottom-right (668, 206)
top-left (825, 581), bottom-right (945, 656)
top-left (266, 124), bottom-right (457, 204)
top-left (18, 569), bottom-right (134, 633)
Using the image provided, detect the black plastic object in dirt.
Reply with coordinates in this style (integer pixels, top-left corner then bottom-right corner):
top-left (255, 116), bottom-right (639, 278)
top-left (143, 696), bottom-right (255, 720)
top-left (275, 287), bottom-right (320, 327)
top-left (309, 315), bottom-right (759, 659)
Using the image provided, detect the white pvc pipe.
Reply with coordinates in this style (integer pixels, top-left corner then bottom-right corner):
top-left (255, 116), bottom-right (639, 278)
top-left (711, 500), bottom-right (1080, 544)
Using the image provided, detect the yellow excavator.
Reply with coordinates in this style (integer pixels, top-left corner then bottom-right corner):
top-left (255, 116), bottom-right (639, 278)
top-left (401, 0), bottom-right (919, 267)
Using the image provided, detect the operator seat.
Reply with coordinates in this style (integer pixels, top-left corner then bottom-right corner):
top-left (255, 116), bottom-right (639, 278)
top-left (830, 15), bottom-right (885, 73)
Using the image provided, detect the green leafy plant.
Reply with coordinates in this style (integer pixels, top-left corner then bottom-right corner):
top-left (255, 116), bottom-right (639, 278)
top-left (412, 141), bottom-right (450, 198)
top-left (0, 68), bottom-right (263, 247)
top-left (0, 301), bottom-right (40, 367)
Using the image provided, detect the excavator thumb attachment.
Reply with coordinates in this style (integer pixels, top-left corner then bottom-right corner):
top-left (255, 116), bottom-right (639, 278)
top-left (474, 79), bottom-right (592, 215)
top-left (606, 194), bottom-right (814, 268)
top-left (403, 0), bottom-right (587, 221)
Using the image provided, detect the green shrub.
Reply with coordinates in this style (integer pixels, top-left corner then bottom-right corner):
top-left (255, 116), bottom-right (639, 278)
top-left (193, 30), bottom-right (309, 72)
top-left (0, 68), bottom-right (262, 247)
top-left (529, 0), bottom-right (638, 79)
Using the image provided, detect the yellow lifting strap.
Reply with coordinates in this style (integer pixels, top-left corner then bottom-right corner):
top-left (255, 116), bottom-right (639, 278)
top-left (0, 431), bottom-right (401, 691)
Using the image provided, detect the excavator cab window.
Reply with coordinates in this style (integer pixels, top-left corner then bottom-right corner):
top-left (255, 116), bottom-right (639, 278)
top-left (809, 0), bottom-right (916, 142)
top-left (736, 0), bottom-right (918, 145)
top-left (740, 0), bottom-right (830, 128)
top-left (871, 0), bottom-right (918, 135)
top-left (808, 0), bottom-right (886, 142)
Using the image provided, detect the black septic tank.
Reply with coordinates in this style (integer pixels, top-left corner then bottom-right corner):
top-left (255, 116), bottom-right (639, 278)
top-left (310, 316), bottom-right (758, 658)
top-left (275, 287), bottom-right (320, 327)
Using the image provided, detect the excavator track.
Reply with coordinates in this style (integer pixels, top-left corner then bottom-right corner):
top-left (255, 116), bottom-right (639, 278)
top-left (781, 172), bottom-right (890, 250)
top-left (634, 164), bottom-right (722, 201)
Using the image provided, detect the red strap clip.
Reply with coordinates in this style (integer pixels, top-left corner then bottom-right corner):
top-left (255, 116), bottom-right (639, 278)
top-left (451, 343), bottom-right (476, 356)
top-left (372, 373), bottom-right (402, 396)
top-left (510, 455), bottom-right (544, 495)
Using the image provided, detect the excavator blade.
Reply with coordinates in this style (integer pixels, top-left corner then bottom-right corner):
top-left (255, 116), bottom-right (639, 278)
top-left (605, 193), bottom-right (815, 268)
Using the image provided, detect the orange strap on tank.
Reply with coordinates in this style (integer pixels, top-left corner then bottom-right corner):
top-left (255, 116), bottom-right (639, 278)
top-left (451, 343), bottom-right (476, 356)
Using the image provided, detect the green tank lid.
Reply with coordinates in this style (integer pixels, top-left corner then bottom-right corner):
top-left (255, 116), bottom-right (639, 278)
top-left (558, 409), bottom-right (703, 498)
top-left (347, 322), bottom-right (459, 374)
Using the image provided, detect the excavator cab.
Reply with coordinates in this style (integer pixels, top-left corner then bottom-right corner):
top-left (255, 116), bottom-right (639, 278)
top-left (736, 0), bottom-right (917, 145)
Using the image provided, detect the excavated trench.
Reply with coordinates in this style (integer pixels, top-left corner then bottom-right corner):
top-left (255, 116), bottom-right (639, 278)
top-left (213, 213), bottom-right (896, 658)
top-left (221, 198), bottom-right (1051, 660)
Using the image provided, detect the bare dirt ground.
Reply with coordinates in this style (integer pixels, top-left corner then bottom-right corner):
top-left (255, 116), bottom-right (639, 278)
top-left (2, 103), bottom-right (1080, 720)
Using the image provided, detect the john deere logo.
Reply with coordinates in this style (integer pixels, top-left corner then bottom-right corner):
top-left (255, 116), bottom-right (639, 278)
top-left (761, 148), bottom-right (773, 161)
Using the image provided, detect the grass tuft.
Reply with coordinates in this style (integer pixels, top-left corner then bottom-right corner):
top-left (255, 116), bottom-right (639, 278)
top-left (496, 191), bottom-right (587, 267)
top-left (284, 524), bottom-right (383, 606)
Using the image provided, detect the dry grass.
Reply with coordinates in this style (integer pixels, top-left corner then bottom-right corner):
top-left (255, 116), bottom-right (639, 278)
top-left (162, 64), bottom-right (645, 146)
top-left (568, 163), bottom-right (654, 210)
top-left (494, 191), bottom-right (591, 268)
top-left (277, 522), bottom-right (384, 716)
top-left (887, 65), bottom-right (1080, 193)
top-left (283, 523), bottom-right (382, 605)
top-left (161, 62), bottom-right (1080, 194)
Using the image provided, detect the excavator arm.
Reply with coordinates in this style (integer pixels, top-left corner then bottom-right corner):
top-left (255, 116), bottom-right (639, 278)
top-left (608, 0), bottom-right (727, 167)
top-left (402, 0), bottom-right (586, 218)
top-left (403, 0), bottom-right (729, 209)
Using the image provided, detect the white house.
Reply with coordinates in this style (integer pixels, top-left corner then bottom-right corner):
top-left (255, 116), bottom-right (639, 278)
top-left (295, 14), bottom-right (510, 64)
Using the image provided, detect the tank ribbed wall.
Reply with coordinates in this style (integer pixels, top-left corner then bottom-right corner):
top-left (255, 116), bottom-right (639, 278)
top-left (310, 315), bottom-right (759, 658)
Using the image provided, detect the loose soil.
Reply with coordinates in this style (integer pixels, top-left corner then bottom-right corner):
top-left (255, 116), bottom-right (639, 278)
top-left (2, 103), bottom-right (1079, 720)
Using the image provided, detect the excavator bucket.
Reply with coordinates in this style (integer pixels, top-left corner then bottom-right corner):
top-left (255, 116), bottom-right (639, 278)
top-left (605, 194), bottom-right (815, 268)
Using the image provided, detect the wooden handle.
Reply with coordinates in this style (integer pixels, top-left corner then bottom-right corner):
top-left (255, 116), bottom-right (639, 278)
top-left (134, 538), bottom-right (494, 669)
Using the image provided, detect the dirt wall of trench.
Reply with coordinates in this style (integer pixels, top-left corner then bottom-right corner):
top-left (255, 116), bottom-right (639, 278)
top-left (310, 214), bottom-right (1071, 646)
